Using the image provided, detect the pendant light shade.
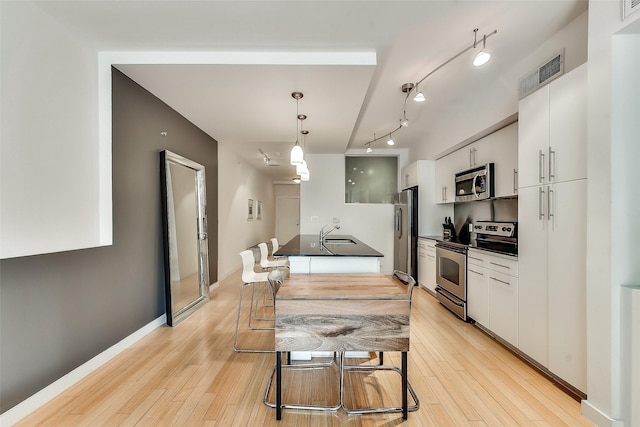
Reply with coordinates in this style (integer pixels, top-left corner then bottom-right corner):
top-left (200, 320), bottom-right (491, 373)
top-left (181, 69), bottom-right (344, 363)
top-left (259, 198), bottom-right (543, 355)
top-left (296, 159), bottom-right (308, 175)
top-left (290, 144), bottom-right (304, 165)
top-left (413, 90), bottom-right (425, 102)
top-left (387, 135), bottom-right (395, 146)
top-left (473, 50), bottom-right (491, 66)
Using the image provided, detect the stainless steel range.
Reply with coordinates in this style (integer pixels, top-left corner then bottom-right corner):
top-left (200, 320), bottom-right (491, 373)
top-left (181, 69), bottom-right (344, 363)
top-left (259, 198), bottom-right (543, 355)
top-left (435, 221), bottom-right (518, 321)
top-left (435, 240), bottom-right (468, 320)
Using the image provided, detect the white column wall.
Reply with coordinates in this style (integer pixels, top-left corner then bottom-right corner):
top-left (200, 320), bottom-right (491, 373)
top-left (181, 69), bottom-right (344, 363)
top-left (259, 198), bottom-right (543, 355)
top-left (583, 2), bottom-right (640, 426)
top-left (0, 2), bottom-right (107, 258)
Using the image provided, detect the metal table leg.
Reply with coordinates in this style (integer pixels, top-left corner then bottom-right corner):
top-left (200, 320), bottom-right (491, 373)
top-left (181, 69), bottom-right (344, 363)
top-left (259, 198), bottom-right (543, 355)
top-left (276, 352), bottom-right (282, 420)
top-left (402, 352), bottom-right (408, 420)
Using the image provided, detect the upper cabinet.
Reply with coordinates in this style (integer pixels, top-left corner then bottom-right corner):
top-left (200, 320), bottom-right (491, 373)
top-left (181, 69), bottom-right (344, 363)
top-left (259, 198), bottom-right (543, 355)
top-left (400, 161), bottom-right (418, 190)
top-left (434, 122), bottom-right (519, 203)
top-left (519, 63), bottom-right (587, 189)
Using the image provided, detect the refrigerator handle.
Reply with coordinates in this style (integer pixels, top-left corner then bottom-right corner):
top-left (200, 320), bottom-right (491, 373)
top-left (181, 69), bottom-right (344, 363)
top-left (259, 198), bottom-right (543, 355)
top-left (396, 208), bottom-right (403, 239)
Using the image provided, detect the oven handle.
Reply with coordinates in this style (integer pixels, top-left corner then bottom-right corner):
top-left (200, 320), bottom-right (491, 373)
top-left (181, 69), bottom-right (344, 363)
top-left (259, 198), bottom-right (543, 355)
top-left (436, 288), bottom-right (465, 307)
top-left (436, 244), bottom-right (467, 254)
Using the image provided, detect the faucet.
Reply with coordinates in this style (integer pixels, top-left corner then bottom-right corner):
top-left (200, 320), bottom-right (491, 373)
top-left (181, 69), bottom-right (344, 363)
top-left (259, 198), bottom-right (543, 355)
top-left (319, 224), bottom-right (341, 241)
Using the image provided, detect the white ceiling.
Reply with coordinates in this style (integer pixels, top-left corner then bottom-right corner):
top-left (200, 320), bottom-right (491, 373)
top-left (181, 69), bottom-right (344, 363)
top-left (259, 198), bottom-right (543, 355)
top-left (35, 0), bottom-right (588, 182)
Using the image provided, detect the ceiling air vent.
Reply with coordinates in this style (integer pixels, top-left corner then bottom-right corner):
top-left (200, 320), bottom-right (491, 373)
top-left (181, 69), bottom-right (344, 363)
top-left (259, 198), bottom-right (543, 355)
top-left (518, 50), bottom-right (564, 99)
top-left (623, 0), bottom-right (640, 19)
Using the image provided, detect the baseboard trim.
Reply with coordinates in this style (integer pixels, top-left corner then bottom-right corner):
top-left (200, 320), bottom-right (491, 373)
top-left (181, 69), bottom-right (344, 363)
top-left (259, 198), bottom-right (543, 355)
top-left (0, 314), bottom-right (166, 426)
top-left (581, 400), bottom-right (624, 427)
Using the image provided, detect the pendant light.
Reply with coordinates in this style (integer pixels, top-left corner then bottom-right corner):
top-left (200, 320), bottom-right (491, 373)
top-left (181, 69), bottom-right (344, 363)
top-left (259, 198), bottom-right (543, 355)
top-left (413, 84), bottom-right (426, 102)
top-left (290, 92), bottom-right (304, 165)
top-left (473, 28), bottom-right (491, 67)
top-left (387, 134), bottom-right (395, 146)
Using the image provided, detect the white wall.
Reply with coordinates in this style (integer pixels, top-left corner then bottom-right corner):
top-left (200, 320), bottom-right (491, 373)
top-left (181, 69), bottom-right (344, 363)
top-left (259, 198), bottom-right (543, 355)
top-left (0, 2), bottom-right (108, 258)
top-left (217, 143), bottom-right (275, 280)
top-left (583, 2), bottom-right (640, 426)
top-left (300, 154), bottom-right (396, 274)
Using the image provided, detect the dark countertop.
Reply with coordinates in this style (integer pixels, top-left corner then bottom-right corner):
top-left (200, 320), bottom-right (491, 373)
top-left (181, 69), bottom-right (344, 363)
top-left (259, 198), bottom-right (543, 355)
top-left (275, 234), bottom-right (383, 257)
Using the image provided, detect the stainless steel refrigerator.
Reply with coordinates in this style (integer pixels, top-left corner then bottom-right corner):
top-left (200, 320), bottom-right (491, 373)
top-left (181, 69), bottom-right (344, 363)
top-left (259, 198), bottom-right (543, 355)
top-left (393, 187), bottom-right (418, 279)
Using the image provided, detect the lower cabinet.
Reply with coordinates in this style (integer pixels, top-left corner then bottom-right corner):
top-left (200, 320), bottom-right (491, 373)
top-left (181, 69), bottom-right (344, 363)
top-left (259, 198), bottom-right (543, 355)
top-left (468, 249), bottom-right (519, 348)
top-left (418, 238), bottom-right (437, 292)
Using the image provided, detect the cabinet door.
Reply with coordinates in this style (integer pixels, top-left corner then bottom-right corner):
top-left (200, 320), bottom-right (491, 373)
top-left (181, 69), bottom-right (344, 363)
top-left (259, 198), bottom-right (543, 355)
top-left (425, 246), bottom-right (437, 292)
top-left (517, 185), bottom-right (549, 367)
top-left (434, 152), bottom-right (462, 203)
top-left (548, 179), bottom-right (587, 393)
top-left (491, 123), bottom-right (519, 198)
top-left (467, 264), bottom-right (489, 326)
top-left (417, 245), bottom-right (428, 288)
top-left (401, 162), bottom-right (418, 190)
top-left (518, 86), bottom-right (549, 189)
top-left (488, 272), bottom-right (519, 347)
top-left (549, 63), bottom-right (587, 183)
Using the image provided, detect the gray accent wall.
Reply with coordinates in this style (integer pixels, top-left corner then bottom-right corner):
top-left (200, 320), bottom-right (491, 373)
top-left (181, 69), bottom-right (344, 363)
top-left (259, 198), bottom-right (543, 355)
top-left (0, 68), bottom-right (218, 412)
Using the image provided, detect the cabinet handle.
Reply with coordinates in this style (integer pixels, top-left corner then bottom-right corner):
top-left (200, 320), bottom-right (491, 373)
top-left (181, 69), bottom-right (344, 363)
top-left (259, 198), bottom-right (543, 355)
top-left (549, 146), bottom-right (556, 181)
top-left (443, 186), bottom-right (448, 202)
top-left (489, 261), bottom-right (510, 270)
top-left (474, 148), bottom-right (477, 166)
top-left (539, 149), bottom-right (545, 183)
top-left (469, 256), bottom-right (483, 261)
top-left (513, 169), bottom-right (518, 193)
top-left (548, 186), bottom-right (554, 220)
top-left (469, 269), bottom-right (484, 276)
top-left (427, 254), bottom-right (435, 259)
top-left (470, 148), bottom-right (473, 167)
top-left (538, 187), bottom-right (545, 220)
top-left (490, 276), bottom-right (511, 285)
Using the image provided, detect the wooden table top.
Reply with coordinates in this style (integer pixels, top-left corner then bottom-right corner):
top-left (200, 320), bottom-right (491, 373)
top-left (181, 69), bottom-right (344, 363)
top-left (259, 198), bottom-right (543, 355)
top-left (277, 273), bottom-right (408, 300)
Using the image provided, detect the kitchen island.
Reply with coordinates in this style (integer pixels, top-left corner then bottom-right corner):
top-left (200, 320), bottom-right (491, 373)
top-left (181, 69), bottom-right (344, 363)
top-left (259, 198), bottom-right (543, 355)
top-left (274, 234), bottom-right (383, 274)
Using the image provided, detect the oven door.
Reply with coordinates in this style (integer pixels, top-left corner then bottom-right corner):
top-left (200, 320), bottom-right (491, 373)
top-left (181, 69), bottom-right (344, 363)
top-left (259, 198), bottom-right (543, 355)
top-left (435, 245), bottom-right (467, 301)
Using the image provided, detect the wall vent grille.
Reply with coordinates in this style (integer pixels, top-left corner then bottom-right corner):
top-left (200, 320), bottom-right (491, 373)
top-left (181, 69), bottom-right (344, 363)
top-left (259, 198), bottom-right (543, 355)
top-left (518, 50), bottom-right (564, 99)
top-left (623, 0), bottom-right (640, 19)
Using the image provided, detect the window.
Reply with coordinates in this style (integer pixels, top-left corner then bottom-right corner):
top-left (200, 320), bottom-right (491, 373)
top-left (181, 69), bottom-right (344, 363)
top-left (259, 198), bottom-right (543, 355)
top-left (345, 156), bottom-right (397, 203)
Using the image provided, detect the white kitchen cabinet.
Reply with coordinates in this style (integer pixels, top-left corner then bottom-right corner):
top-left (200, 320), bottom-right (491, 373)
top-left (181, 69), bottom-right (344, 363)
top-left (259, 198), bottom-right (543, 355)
top-left (517, 185), bottom-right (549, 367)
top-left (435, 121), bottom-right (518, 202)
top-left (468, 248), bottom-right (518, 346)
top-left (401, 162), bottom-right (418, 190)
top-left (517, 63), bottom-right (587, 393)
top-left (467, 252), bottom-right (489, 327)
top-left (488, 271), bottom-right (519, 348)
top-left (547, 179), bottom-right (587, 393)
top-left (434, 151), bottom-right (461, 203)
top-left (519, 63), bottom-right (587, 189)
top-left (418, 238), bottom-right (437, 292)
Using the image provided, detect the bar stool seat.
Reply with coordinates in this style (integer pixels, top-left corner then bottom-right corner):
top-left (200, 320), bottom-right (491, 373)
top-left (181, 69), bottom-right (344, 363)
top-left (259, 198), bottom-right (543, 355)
top-left (258, 242), bottom-right (289, 270)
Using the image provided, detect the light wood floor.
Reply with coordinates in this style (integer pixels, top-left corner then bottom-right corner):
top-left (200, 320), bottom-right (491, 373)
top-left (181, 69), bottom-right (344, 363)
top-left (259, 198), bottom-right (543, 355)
top-left (17, 271), bottom-right (595, 426)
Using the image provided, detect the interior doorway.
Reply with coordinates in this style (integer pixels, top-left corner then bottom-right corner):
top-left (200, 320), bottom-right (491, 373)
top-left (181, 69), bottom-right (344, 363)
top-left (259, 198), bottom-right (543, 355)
top-left (276, 196), bottom-right (300, 246)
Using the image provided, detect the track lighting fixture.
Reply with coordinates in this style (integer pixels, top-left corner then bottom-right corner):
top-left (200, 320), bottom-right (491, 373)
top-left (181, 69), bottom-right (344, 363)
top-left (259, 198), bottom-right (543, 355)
top-left (364, 28), bottom-right (497, 149)
top-left (413, 85), bottom-right (425, 103)
top-left (387, 134), bottom-right (395, 146)
top-left (473, 28), bottom-right (491, 67)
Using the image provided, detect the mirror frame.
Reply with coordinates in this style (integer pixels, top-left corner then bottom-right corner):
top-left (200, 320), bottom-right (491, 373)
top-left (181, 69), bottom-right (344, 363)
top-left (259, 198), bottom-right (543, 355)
top-left (160, 150), bottom-right (210, 326)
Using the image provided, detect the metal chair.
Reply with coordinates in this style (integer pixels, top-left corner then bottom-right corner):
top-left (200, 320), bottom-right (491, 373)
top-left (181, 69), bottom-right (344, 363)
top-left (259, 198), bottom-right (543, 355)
top-left (234, 250), bottom-right (284, 353)
top-left (340, 270), bottom-right (420, 415)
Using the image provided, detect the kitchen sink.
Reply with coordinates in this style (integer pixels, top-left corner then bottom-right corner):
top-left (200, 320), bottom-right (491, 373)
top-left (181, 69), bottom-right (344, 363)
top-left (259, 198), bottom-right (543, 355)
top-left (323, 238), bottom-right (356, 245)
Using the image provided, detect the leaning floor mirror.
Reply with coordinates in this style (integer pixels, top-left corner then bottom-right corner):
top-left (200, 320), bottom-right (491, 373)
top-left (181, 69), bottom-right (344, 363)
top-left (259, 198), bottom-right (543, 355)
top-left (160, 150), bottom-right (210, 326)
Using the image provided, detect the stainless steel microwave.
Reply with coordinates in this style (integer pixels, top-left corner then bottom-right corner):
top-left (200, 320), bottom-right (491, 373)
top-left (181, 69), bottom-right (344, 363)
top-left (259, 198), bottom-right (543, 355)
top-left (454, 163), bottom-right (494, 202)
